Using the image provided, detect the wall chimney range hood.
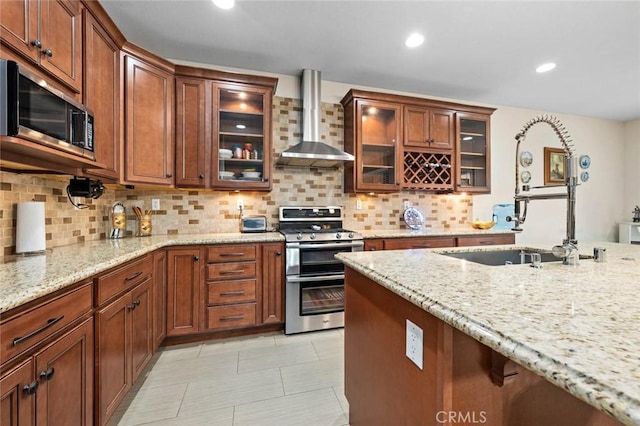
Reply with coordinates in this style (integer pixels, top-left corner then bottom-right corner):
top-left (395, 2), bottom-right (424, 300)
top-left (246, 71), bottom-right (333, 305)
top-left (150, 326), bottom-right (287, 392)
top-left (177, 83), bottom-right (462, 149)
top-left (276, 69), bottom-right (354, 168)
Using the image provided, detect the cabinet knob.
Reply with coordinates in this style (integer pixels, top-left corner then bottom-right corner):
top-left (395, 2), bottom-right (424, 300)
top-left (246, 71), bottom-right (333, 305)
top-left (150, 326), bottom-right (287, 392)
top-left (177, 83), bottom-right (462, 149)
top-left (199, 174), bottom-right (205, 179)
top-left (23, 381), bottom-right (38, 395)
top-left (39, 367), bottom-right (55, 381)
top-left (193, 256), bottom-right (199, 261)
top-left (31, 39), bottom-right (42, 48)
top-left (42, 48), bottom-right (53, 57)
top-left (276, 251), bottom-right (281, 256)
top-left (369, 248), bottom-right (376, 251)
top-left (166, 173), bottom-right (173, 178)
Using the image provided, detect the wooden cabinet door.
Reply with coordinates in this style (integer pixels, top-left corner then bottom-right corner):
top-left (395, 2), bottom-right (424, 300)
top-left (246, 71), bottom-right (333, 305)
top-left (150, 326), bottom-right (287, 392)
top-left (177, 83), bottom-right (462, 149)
top-left (0, 359), bottom-right (35, 426)
top-left (96, 294), bottom-right (131, 426)
top-left (130, 278), bottom-right (153, 383)
top-left (124, 55), bottom-right (174, 186)
top-left (404, 106), bottom-right (454, 150)
top-left (456, 112), bottom-right (491, 193)
top-left (383, 237), bottom-right (456, 250)
top-left (175, 77), bottom-right (208, 187)
top-left (261, 243), bottom-right (284, 324)
top-left (34, 318), bottom-right (93, 426)
top-left (82, 10), bottom-right (120, 181)
top-left (152, 250), bottom-right (167, 351)
top-left (39, 0), bottom-right (82, 93)
top-left (364, 239), bottom-right (383, 251)
top-left (166, 248), bottom-right (202, 336)
top-left (0, 0), bottom-right (39, 63)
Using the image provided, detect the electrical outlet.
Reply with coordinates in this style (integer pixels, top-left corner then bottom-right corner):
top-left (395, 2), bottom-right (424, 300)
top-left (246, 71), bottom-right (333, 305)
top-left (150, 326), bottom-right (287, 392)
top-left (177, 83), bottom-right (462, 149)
top-left (403, 200), bottom-right (410, 209)
top-left (356, 199), bottom-right (363, 210)
top-left (237, 198), bottom-right (244, 210)
top-left (406, 319), bottom-right (423, 370)
top-left (151, 199), bottom-right (160, 211)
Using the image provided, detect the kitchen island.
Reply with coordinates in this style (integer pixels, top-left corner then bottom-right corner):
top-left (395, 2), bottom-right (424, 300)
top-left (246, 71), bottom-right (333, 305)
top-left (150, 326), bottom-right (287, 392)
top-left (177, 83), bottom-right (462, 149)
top-left (337, 242), bottom-right (639, 426)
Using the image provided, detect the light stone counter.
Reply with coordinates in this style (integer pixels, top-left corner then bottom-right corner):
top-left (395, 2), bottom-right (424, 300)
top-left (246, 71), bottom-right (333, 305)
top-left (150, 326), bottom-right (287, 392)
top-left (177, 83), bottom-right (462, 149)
top-left (0, 233), bottom-right (283, 314)
top-left (337, 242), bottom-right (640, 425)
top-left (358, 228), bottom-right (516, 239)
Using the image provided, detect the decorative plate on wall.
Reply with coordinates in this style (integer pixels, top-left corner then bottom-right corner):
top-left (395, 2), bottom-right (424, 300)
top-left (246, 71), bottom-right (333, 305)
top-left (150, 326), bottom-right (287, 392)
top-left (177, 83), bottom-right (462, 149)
top-left (403, 207), bottom-right (424, 230)
top-left (579, 155), bottom-right (591, 169)
top-left (581, 171), bottom-right (590, 182)
top-left (519, 151), bottom-right (533, 168)
top-left (521, 170), bottom-right (532, 184)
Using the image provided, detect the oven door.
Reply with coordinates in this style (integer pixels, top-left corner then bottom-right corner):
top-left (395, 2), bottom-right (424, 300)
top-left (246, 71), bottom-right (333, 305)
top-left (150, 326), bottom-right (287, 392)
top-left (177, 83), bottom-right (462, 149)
top-left (285, 274), bottom-right (345, 334)
top-left (285, 240), bottom-right (364, 276)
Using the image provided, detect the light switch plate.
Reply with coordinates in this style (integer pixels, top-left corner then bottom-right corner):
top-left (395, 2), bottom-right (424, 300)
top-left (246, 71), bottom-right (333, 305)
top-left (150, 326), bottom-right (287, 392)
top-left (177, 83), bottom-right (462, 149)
top-left (403, 200), bottom-right (410, 209)
top-left (356, 199), bottom-right (362, 210)
top-left (406, 319), bottom-right (423, 370)
top-left (151, 199), bottom-right (160, 211)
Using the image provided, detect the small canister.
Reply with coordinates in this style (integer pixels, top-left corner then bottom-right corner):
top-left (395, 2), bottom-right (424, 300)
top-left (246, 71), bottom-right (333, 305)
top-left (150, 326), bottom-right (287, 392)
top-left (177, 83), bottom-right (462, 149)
top-left (593, 247), bottom-right (607, 263)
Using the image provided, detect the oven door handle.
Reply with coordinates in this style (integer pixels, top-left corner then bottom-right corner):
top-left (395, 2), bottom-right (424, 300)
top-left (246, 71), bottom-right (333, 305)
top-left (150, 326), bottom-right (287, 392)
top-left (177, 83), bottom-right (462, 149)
top-left (287, 274), bottom-right (345, 283)
top-left (296, 242), bottom-right (364, 250)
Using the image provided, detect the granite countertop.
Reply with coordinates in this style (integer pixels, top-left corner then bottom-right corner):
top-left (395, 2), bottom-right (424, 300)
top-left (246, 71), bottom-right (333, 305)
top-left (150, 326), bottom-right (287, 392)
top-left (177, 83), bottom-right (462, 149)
top-left (0, 232), bottom-right (284, 314)
top-left (337, 242), bottom-right (640, 425)
top-left (358, 227), bottom-right (515, 238)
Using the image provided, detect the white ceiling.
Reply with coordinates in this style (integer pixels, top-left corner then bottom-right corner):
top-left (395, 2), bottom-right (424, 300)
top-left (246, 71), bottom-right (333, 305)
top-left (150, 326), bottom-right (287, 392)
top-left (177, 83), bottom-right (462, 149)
top-left (100, 0), bottom-right (640, 122)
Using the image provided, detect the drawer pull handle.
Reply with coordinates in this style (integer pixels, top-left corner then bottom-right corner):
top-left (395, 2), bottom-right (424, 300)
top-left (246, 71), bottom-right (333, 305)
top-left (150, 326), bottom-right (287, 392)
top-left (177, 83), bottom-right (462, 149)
top-left (13, 315), bottom-right (64, 346)
top-left (220, 270), bottom-right (245, 275)
top-left (22, 381), bottom-right (39, 396)
top-left (40, 368), bottom-right (55, 381)
top-left (479, 241), bottom-right (493, 245)
top-left (220, 291), bottom-right (246, 296)
top-left (124, 271), bottom-right (143, 281)
top-left (219, 315), bottom-right (244, 322)
top-left (219, 253), bottom-right (245, 257)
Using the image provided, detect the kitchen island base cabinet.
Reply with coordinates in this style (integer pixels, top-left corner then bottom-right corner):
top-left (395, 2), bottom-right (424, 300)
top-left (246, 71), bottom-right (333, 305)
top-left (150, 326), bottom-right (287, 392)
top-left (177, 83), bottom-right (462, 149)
top-left (344, 267), bottom-right (620, 426)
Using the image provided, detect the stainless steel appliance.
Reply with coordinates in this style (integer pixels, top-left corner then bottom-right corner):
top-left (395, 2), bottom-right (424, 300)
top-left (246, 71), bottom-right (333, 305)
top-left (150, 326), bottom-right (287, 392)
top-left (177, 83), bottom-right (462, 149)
top-left (279, 206), bottom-right (363, 334)
top-left (0, 59), bottom-right (95, 160)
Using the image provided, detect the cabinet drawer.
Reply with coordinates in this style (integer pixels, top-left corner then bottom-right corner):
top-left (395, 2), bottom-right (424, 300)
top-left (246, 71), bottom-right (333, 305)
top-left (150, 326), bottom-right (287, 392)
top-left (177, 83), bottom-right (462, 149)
top-left (207, 245), bottom-right (256, 262)
top-left (206, 304), bottom-right (256, 329)
top-left (206, 262), bottom-right (256, 281)
top-left (384, 237), bottom-right (456, 250)
top-left (96, 255), bottom-right (152, 305)
top-left (457, 234), bottom-right (515, 247)
top-left (1, 284), bottom-right (92, 364)
top-left (207, 280), bottom-right (256, 305)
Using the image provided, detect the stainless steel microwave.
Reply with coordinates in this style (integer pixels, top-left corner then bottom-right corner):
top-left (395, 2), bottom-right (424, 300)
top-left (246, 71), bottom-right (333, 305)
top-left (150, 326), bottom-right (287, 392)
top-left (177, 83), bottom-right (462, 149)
top-left (0, 59), bottom-right (95, 160)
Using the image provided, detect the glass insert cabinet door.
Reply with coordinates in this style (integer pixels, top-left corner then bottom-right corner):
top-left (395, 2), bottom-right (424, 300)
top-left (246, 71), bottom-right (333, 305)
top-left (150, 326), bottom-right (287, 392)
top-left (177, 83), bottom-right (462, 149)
top-left (213, 84), bottom-right (272, 190)
top-left (356, 100), bottom-right (401, 192)
top-left (457, 112), bottom-right (491, 193)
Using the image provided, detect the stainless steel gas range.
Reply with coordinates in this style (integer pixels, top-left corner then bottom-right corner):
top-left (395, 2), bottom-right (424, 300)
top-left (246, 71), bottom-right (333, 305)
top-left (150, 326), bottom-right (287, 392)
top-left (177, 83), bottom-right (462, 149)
top-left (278, 206), bottom-right (363, 334)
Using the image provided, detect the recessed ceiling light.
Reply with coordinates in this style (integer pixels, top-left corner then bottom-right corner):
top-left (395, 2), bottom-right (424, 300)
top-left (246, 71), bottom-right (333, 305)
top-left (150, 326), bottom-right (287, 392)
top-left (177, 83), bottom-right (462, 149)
top-left (536, 62), bottom-right (556, 73)
top-left (405, 33), bottom-right (424, 48)
top-left (212, 0), bottom-right (234, 10)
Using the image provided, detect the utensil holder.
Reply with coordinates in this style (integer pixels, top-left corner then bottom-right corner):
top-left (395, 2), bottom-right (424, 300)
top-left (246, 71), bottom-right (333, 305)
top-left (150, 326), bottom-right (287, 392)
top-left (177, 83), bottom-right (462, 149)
top-left (136, 215), bottom-right (152, 237)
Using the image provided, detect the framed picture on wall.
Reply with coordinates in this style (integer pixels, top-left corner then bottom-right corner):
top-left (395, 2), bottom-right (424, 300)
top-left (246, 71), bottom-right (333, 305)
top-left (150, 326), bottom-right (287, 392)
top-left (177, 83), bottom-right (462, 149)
top-left (544, 147), bottom-right (566, 185)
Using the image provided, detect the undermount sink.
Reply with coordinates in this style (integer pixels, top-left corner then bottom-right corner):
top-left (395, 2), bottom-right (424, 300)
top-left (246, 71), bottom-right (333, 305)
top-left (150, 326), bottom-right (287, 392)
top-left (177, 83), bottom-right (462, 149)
top-left (441, 248), bottom-right (590, 266)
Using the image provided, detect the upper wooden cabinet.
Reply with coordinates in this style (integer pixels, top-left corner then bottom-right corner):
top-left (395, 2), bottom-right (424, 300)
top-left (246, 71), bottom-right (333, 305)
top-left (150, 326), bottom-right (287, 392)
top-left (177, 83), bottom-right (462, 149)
top-left (122, 44), bottom-right (175, 186)
top-left (456, 112), bottom-right (492, 193)
top-left (404, 106), bottom-right (455, 150)
top-left (0, 0), bottom-right (83, 93)
top-left (342, 89), bottom-right (495, 193)
top-left (343, 98), bottom-right (402, 193)
top-left (82, 9), bottom-right (120, 181)
top-left (174, 65), bottom-right (277, 191)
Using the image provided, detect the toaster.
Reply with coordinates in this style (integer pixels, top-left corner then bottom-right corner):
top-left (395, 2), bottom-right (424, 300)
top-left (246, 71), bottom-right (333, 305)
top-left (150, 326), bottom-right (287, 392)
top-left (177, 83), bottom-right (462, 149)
top-left (241, 216), bottom-right (267, 233)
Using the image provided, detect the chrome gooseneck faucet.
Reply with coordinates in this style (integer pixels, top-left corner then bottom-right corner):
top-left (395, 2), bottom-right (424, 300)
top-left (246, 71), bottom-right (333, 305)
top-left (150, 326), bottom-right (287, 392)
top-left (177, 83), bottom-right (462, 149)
top-left (508, 114), bottom-right (579, 264)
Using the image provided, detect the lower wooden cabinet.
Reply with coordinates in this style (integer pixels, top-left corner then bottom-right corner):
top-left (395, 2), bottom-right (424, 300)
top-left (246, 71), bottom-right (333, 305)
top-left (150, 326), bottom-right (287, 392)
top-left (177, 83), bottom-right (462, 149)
top-left (384, 236), bottom-right (456, 250)
top-left (364, 234), bottom-right (515, 251)
top-left (152, 250), bottom-right (167, 351)
top-left (0, 317), bottom-right (93, 426)
top-left (166, 247), bottom-right (203, 336)
top-left (261, 243), bottom-right (284, 324)
top-left (456, 234), bottom-right (515, 246)
top-left (95, 273), bottom-right (153, 425)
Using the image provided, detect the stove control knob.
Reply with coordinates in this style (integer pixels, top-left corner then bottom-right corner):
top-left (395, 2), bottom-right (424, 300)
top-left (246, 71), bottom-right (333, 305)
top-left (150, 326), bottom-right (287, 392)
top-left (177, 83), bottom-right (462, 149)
top-left (296, 233), bottom-right (302, 240)
top-left (335, 232), bottom-right (342, 239)
top-left (310, 233), bottom-right (316, 240)
top-left (348, 232), bottom-right (354, 239)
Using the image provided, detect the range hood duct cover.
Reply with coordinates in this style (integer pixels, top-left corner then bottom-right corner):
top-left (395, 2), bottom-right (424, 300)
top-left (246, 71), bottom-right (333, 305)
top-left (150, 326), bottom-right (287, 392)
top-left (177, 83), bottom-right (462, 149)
top-left (277, 69), bottom-right (354, 168)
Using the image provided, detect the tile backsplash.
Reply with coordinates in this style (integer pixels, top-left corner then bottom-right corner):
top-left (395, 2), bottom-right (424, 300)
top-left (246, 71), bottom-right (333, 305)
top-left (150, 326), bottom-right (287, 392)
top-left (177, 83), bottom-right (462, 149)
top-left (0, 96), bottom-right (472, 261)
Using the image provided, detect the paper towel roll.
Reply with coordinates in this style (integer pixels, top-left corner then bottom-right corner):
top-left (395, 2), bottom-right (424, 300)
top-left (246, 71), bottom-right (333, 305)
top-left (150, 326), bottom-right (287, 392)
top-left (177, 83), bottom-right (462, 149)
top-left (16, 202), bottom-right (46, 254)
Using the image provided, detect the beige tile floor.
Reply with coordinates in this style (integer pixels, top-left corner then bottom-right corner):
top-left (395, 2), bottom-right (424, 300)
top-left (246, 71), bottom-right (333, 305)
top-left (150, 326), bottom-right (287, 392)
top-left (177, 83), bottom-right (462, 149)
top-left (108, 329), bottom-right (349, 426)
